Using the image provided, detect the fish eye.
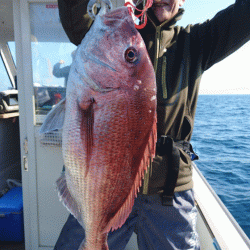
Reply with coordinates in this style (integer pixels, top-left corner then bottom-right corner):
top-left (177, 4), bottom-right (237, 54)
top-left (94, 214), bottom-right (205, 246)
top-left (125, 47), bottom-right (138, 63)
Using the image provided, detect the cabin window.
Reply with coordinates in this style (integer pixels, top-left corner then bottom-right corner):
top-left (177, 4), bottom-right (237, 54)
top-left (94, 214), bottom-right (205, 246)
top-left (8, 42), bottom-right (16, 65)
top-left (0, 54), bottom-right (12, 92)
top-left (29, 3), bottom-right (76, 124)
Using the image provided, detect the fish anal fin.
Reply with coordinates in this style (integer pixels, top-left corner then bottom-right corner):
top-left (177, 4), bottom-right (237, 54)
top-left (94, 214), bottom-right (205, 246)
top-left (103, 116), bottom-right (157, 233)
top-left (39, 98), bottom-right (66, 134)
top-left (56, 172), bottom-right (85, 228)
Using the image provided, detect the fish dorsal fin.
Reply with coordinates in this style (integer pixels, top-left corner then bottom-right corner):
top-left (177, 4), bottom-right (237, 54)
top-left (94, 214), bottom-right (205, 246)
top-left (39, 98), bottom-right (66, 134)
top-left (103, 116), bottom-right (157, 233)
top-left (56, 172), bottom-right (85, 228)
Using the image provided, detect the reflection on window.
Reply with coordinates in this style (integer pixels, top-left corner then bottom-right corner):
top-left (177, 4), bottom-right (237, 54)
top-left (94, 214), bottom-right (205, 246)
top-left (29, 3), bottom-right (76, 124)
top-left (31, 42), bottom-right (75, 88)
top-left (0, 55), bottom-right (12, 92)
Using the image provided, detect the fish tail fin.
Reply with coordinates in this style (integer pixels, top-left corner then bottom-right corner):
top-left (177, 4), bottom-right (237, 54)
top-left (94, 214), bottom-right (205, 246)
top-left (78, 240), bottom-right (86, 250)
top-left (78, 239), bottom-right (109, 250)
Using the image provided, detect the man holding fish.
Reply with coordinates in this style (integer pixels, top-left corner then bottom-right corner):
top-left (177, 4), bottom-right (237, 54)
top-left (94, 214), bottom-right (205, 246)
top-left (51, 0), bottom-right (250, 249)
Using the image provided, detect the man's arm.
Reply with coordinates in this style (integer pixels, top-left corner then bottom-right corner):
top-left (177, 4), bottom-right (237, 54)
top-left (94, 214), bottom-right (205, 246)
top-left (58, 0), bottom-right (93, 46)
top-left (190, 0), bottom-right (250, 71)
top-left (53, 62), bottom-right (70, 78)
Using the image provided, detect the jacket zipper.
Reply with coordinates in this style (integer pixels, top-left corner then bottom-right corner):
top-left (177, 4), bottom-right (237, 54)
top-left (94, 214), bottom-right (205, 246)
top-left (154, 27), bottom-right (161, 72)
top-left (162, 55), bottom-right (168, 99)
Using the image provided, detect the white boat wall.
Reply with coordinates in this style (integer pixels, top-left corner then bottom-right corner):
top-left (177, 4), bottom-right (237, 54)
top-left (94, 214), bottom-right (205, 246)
top-left (193, 165), bottom-right (250, 250)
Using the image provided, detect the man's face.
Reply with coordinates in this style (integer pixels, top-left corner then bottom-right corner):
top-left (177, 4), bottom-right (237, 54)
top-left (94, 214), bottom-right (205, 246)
top-left (151, 0), bottom-right (185, 23)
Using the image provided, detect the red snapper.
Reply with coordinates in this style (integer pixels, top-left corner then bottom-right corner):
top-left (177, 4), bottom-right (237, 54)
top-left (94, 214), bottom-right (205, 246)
top-left (40, 6), bottom-right (156, 250)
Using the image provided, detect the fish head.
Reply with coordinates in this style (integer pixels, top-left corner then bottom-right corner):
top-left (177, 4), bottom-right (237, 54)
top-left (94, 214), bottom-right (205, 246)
top-left (76, 7), bottom-right (156, 95)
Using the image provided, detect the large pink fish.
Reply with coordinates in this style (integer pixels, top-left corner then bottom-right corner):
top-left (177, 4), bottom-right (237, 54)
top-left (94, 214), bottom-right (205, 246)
top-left (40, 6), bottom-right (156, 250)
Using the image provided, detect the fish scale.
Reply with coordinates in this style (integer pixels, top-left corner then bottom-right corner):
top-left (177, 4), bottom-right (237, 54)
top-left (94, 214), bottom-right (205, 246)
top-left (40, 6), bottom-right (157, 250)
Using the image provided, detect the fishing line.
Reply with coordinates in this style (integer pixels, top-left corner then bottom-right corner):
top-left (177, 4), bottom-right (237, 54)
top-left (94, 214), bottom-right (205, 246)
top-left (125, 0), bottom-right (153, 29)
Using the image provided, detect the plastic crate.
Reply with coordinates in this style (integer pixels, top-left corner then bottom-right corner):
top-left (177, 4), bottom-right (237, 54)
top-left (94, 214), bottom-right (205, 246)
top-left (0, 187), bottom-right (24, 241)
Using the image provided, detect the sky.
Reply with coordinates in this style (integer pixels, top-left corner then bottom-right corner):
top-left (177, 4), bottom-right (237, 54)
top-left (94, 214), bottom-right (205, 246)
top-left (178, 0), bottom-right (250, 94)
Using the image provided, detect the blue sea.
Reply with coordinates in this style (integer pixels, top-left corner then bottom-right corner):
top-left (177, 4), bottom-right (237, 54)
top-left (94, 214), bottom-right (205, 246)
top-left (191, 95), bottom-right (250, 239)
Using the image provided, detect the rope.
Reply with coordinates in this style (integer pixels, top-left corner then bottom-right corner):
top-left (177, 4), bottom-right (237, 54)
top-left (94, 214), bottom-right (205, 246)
top-left (125, 0), bottom-right (153, 29)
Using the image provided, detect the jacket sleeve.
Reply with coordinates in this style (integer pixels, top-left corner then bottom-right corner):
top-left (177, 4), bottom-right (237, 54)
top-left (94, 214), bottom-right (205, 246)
top-left (190, 0), bottom-right (250, 71)
top-left (58, 0), bottom-right (93, 46)
top-left (53, 63), bottom-right (70, 78)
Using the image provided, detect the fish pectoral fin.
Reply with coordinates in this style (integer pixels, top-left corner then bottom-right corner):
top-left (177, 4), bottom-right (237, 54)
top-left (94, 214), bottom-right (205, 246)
top-left (56, 172), bottom-right (85, 228)
top-left (39, 98), bottom-right (66, 134)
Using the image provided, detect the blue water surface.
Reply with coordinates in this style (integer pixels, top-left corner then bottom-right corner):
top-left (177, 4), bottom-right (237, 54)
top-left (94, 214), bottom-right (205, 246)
top-left (191, 95), bottom-right (250, 239)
